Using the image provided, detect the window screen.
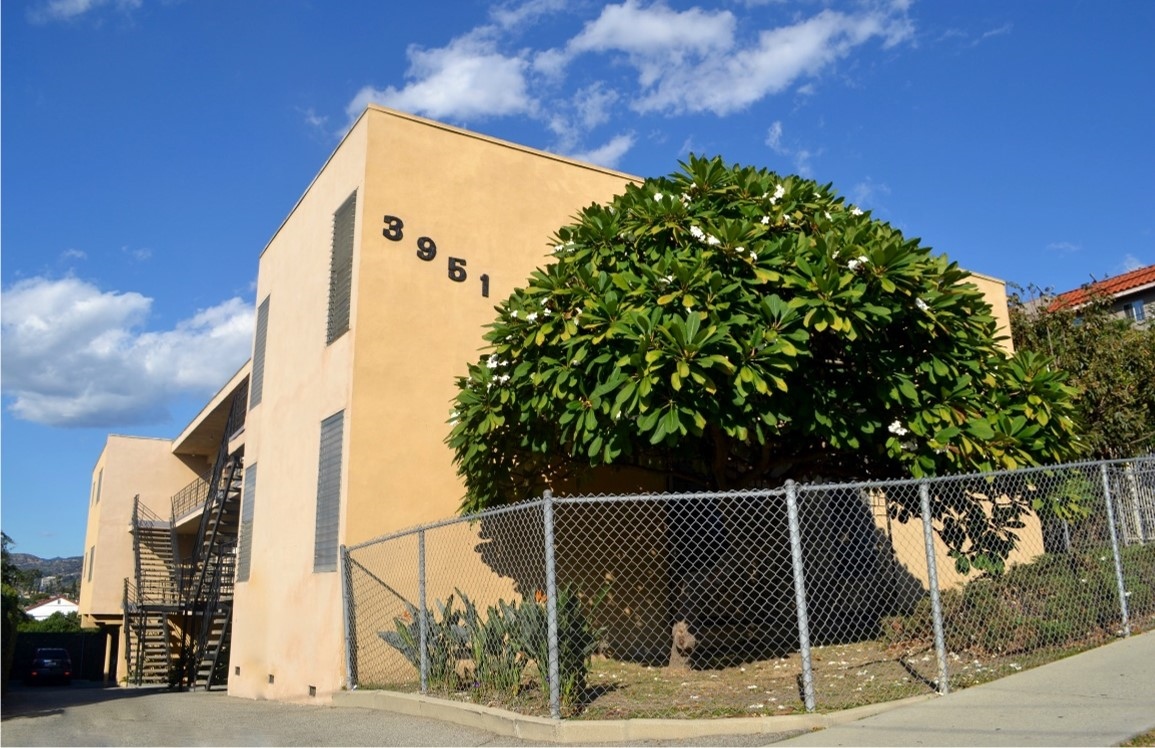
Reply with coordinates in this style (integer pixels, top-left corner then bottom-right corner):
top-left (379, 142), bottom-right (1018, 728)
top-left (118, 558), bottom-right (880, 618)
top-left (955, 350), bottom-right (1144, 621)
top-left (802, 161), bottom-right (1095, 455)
top-left (314, 410), bottom-right (345, 572)
top-left (237, 463), bottom-right (258, 583)
top-left (250, 296), bottom-right (270, 409)
top-left (326, 191), bottom-right (357, 344)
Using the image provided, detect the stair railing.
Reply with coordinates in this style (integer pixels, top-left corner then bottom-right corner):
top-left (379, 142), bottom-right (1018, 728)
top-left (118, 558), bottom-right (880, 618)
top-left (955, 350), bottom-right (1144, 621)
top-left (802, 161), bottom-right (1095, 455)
top-left (176, 381), bottom-right (248, 690)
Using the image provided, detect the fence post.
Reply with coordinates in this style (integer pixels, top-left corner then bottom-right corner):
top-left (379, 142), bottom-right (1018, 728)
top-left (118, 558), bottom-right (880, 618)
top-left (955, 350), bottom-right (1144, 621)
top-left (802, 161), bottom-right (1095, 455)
top-left (340, 545), bottom-right (356, 690)
top-left (1100, 463), bottom-right (1132, 637)
top-left (918, 481), bottom-right (950, 695)
top-left (785, 480), bottom-right (816, 712)
top-left (543, 490), bottom-right (561, 720)
top-left (1125, 464), bottom-right (1146, 543)
top-left (417, 529), bottom-right (429, 693)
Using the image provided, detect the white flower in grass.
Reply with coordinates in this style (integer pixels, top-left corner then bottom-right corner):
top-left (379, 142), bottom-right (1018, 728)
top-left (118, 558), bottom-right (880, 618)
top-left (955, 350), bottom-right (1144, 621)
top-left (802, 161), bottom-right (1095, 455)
top-left (888, 420), bottom-right (909, 436)
top-left (526, 311), bottom-right (538, 322)
top-left (916, 298), bottom-right (930, 312)
top-left (851, 206), bottom-right (864, 216)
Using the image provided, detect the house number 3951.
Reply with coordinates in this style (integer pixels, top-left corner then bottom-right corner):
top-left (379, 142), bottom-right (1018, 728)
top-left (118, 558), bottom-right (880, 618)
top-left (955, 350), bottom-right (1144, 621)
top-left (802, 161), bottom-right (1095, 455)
top-left (382, 214), bottom-right (490, 297)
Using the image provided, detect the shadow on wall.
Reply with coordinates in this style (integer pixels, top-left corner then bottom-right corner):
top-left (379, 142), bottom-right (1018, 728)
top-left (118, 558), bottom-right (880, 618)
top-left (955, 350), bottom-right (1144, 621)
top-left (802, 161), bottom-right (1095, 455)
top-left (475, 488), bottom-right (927, 670)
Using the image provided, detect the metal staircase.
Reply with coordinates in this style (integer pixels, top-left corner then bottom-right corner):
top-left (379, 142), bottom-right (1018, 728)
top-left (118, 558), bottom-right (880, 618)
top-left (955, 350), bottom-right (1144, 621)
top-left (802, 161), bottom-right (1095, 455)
top-left (124, 498), bottom-right (182, 684)
top-left (176, 382), bottom-right (248, 690)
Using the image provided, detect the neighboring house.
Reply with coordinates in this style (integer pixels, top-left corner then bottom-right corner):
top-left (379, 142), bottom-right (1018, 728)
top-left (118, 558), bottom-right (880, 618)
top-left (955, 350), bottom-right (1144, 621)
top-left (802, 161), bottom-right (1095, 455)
top-left (78, 105), bottom-right (1020, 703)
top-left (26, 596), bottom-right (79, 621)
top-left (1049, 263), bottom-right (1155, 324)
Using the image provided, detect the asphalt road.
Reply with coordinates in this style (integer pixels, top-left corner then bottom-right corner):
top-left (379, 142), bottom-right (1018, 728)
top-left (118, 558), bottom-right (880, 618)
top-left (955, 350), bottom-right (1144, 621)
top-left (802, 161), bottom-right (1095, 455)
top-left (0, 682), bottom-right (801, 747)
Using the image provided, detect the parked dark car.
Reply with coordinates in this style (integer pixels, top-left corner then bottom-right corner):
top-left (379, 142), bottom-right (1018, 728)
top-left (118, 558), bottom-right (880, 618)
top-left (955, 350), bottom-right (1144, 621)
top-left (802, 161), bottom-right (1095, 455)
top-left (25, 647), bottom-right (73, 686)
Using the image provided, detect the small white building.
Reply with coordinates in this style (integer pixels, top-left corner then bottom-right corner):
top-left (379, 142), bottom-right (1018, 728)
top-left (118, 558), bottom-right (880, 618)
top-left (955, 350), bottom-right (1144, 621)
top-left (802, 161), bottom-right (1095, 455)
top-left (26, 596), bottom-right (79, 621)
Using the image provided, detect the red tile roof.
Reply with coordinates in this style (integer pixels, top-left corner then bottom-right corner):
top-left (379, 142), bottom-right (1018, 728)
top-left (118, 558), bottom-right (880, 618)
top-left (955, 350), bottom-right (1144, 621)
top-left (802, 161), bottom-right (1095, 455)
top-left (1049, 264), bottom-right (1155, 311)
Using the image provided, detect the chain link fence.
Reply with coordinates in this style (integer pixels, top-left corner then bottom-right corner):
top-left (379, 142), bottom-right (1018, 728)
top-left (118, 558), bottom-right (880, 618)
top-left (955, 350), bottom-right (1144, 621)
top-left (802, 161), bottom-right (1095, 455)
top-left (342, 456), bottom-right (1155, 720)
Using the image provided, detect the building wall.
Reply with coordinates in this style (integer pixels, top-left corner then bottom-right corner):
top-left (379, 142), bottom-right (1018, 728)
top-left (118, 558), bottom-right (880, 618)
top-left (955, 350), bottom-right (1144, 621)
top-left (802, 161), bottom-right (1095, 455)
top-left (229, 107), bottom-right (643, 703)
top-left (78, 435), bottom-right (204, 627)
top-left (344, 107), bottom-right (642, 541)
top-left (226, 110), bottom-right (367, 702)
top-left (967, 271), bottom-right (1013, 353)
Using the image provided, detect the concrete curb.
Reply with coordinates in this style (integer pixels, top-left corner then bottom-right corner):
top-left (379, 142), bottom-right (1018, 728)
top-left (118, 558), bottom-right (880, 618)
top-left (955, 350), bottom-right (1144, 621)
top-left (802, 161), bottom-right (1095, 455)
top-left (332, 689), bottom-right (938, 743)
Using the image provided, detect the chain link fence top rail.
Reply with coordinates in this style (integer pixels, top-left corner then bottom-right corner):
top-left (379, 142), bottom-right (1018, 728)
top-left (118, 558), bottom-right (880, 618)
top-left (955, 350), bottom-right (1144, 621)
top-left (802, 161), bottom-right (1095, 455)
top-left (342, 456), bottom-right (1155, 720)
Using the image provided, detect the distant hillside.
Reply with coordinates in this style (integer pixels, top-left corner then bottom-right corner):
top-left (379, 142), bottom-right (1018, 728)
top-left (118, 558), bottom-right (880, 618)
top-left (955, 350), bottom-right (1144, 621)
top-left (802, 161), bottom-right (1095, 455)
top-left (10, 553), bottom-right (83, 579)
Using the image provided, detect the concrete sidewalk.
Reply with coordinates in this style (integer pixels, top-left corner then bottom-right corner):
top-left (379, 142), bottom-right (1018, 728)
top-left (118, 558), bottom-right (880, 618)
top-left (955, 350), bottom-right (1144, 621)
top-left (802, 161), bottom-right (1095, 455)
top-left (775, 630), bottom-right (1155, 746)
top-left (336, 630), bottom-right (1155, 746)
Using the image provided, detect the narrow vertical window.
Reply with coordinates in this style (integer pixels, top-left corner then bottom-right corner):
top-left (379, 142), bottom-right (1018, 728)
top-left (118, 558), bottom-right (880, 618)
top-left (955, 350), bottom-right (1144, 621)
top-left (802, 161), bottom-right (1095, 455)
top-left (326, 191), bottom-right (357, 344)
top-left (87, 546), bottom-right (96, 582)
top-left (314, 411), bottom-right (345, 572)
top-left (236, 464), bottom-right (258, 583)
top-left (249, 296), bottom-right (270, 409)
top-left (95, 469), bottom-right (103, 504)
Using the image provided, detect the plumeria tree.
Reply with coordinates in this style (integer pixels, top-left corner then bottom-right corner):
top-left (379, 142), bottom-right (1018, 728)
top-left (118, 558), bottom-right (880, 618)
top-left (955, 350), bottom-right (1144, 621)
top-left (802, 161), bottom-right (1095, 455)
top-left (448, 155), bottom-right (1082, 574)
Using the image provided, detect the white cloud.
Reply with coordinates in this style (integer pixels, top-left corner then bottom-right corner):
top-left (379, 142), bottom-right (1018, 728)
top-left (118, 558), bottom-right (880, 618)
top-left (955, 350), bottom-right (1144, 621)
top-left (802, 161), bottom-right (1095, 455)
top-left (27, 0), bottom-right (141, 24)
top-left (568, 133), bottom-right (636, 168)
top-left (1119, 254), bottom-right (1146, 273)
top-left (1, 277), bottom-right (253, 428)
top-left (343, 0), bottom-right (913, 157)
top-left (346, 29), bottom-right (536, 123)
top-left (1047, 241), bottom-right (1081, 254)
top-left (627, 8), bottom-right (912, 115)
top-left (61, 248), bottom-right (87, 261)
top-left (490, 0), bottom-right (567, 31)
top-left (764, 120), bottom-right (819, 176)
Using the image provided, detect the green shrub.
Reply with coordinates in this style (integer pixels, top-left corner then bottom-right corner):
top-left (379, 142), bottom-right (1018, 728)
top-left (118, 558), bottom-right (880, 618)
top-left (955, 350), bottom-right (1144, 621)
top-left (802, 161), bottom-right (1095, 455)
top-left (378, 585), bottom-right (604, 711)
top-left (883, 544), bottom-right (1155, 656)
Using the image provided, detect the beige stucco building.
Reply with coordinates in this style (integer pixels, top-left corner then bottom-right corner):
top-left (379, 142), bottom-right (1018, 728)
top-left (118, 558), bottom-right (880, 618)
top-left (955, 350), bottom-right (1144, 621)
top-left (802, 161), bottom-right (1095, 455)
top-left (78, 105), bottom-right (1025, 702)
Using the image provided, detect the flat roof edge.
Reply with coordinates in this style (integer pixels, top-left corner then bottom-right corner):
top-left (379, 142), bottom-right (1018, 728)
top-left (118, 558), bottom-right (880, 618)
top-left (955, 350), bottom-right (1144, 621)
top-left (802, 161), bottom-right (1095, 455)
top-left (171, 361), bottom-right (251, 455)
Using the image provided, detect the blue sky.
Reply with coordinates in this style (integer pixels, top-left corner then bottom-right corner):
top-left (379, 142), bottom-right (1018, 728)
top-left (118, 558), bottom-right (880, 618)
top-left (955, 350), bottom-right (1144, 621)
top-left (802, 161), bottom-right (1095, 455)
top-left (2, 0), bottom-right (1153, 559)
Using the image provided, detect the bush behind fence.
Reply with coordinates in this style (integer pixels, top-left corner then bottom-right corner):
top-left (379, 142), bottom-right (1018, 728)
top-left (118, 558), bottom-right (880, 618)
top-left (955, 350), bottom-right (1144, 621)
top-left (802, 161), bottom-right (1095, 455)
top-left (342, 456), bottom-right (1155, 720)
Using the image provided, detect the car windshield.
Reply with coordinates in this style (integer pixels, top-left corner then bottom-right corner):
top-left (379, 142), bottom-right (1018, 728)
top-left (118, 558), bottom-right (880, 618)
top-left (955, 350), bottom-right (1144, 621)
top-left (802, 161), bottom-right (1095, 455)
top-left (36, 649), bottom-right (70, 659)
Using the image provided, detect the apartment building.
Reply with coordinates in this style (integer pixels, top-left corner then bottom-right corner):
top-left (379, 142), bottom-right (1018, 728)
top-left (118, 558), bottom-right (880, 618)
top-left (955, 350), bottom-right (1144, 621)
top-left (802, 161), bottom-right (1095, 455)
top-left (78, 105), bottom-right (1018, 701)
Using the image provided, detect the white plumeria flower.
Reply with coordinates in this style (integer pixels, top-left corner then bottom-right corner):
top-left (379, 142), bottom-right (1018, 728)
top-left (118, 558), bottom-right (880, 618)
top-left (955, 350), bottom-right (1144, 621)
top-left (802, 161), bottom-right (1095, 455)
top-left (706, 235), bottom-right (721, 246)
top-left (487, 356), bottom-right (501, 369)
top-left (848, 256), bottom-right (868, 271)
top-left (824, 211), bottom-right (832, 220)
top-left (851, 206), bottom-right (864, 216)
top-left (498, 374), bottom-right (511, 384)
top-left (736, 246), bottom-right (746, 254)
top-left (526, 311), bottom-right (538, 322)
top-left (761, 215), bottom-right (771, 225)
top-left (916, 298), bottom-right (930, 312)
top-left (654, 192), bottom-right (664, 202)
top-left (690, 225), bottom-right (705, 239)
top-left (543, 308), bottom-right (552, 317)
top-left (680, 192), bottom-right (691, 204)
top-left (749, 252), bottom-right (757, 261)
top-left (888, 420), bottom-right (909, 436)
top-left (510, 310), bottom-right (519, 318)
top-left (573, 307), bottom-right (583, 317)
